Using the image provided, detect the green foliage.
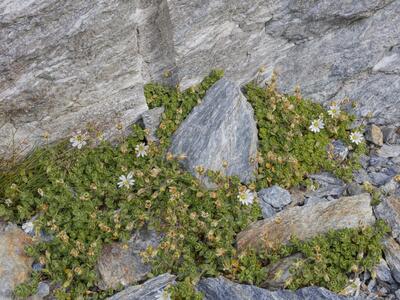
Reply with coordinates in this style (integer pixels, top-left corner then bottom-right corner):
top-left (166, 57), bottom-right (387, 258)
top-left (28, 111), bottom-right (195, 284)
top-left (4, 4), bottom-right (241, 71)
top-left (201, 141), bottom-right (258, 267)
top-left (285, 220), bottom-right (390, 292)
top-left (0, 70), bottom-right (380, 299)
top-left (245, 77), bottom-right (366, 189)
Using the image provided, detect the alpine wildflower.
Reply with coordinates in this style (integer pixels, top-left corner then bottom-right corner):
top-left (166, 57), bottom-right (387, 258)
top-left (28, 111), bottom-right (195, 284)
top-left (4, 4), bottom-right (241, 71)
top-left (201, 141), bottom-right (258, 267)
top-left (117, 172), bottom-right (135, 189)
top-left (327, 102), bottom-right (341, 118)
top-left (309, 118), bottom-right (325, 133)
top-left (69, 131), bottom-right (88, 149)
top-left (237, 189), bottom-right (255, 205)
top-left (350, 131), bottom-right (364, 145)
top-left (135, 142), bottom-right (149, 157)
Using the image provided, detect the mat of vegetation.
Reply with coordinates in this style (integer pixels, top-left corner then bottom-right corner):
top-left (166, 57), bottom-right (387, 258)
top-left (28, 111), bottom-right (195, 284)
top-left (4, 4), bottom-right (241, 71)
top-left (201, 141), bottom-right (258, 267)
top-left (0, 71), bottom-right (385, 299)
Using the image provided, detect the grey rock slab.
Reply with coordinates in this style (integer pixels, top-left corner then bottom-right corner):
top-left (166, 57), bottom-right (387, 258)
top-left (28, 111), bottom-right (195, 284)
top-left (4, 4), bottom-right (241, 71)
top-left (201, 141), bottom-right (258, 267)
top-left (97, 227), bottom-right (162, 290)
top-left (0, 223), bottom-right (33, 300)
top-left (378, 145), bottom-right (400, 158)
top-left (308, 172), bottom-right (347, 198)
top-left (237, 194), bottom-right (375, 251)
top-left (169, 78), bottom-right (258, 188)
top-left (198, 276), bottom-right (356, 300)
top-left (258, 185), bottom-right (292, 210)
top-left (141, 106), bottom-right (165, 143)
top-left (107, 273), bottom-right (176, 300)
top-left (375, 259), bottom-right (396, 285)
top-left (374, 196), bottom-right (400, 242)
top-left (383, 237), bottom-right (400, 284)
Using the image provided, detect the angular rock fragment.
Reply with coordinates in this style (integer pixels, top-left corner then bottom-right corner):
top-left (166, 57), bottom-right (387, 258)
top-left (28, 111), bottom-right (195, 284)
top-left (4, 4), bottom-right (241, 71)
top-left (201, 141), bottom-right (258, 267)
top-left (258, 185), bottom-right (292, 219)
top-left (141, 107), bottom-right (165, 143)
top-left (97, 228), bottom-right (162, 290)
top-left (366, 124), bottom-right (384, 146)
top-left (107, 273), bottom-right (176, 300)
top-left (382, 237), bottom-right (400, 284)
top-left (374, 196), bottom-right (400, 242)
top-left (327, 140), bottom-right (349, 162)
top-left (169, 78), bottom-right (258, 188)
top-left (197, 276), bottom-right (353, 300)
top-left (237, 194), bottom-right (375, 251)
top-left (377, 145), bottom-right (400, 158)
top-left (0, 223), bottom-right (33, 300)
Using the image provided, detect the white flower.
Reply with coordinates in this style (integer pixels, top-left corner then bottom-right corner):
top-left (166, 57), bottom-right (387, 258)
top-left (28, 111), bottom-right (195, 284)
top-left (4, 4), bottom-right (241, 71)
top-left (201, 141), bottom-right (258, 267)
top-left (350, 131), bottom-right (364, 145)
top-left (154, 289), bottom-right (171, 300)
top-left (327, 103), bottom-right (341, 118)
top-left (135, 143), bottom-right (149, 158)
top-left (237, 189), bottom-right (255, 206)
top-left (22, 221), bottom-right (34, 234)
top-left (117, 172), bottom-right (135, 189)
top-left (69, 131), bottom-right (88, 149)
top-left (309, 118), bottom-right (325, 133)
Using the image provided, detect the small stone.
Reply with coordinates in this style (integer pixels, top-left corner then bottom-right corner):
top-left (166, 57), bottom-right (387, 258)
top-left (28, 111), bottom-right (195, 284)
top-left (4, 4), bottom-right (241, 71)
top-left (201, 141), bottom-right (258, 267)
top-left (260, 202), bottom-right (276, 219)
top-left (395, 289), bottom-right (400, 299)
top-left (141, 107), bottom-right (165, 143)
top-left (237, 194), bottom-right (375, 252)
top-left (346, 183), bottom-right (364, 196)
top-left (369, 172), bottom-right (390, 186)
top-left (262, 253), bottom-right (303, 290)
top-left (366, 124), bottom-right (384, 146)
top-left (377, 145), bottom-right (400, 158)
top-left (375, 259), bottom-right (396, 284)
top-left (258, 185), bottom-right (292, 210)
top-left (382, 237), bottom-right (400, 284)
top-left (308, 173), bottom-right (346, 198)
top-left (32, 263), bottom-right (44, 272)
top-left (374, 196), bottom-right (400, 242)
top-left (36, 282), bottom-right (50, 298)
top-left (97, 227), bottom-right (162, 290)
top-left (381, 179), bottom-right (399, 195)
top-left (169, 78), bottom-right (258, 188)
top-left (0, 223), bottom-right (33, 299)
top-left (304, 196), bottom-right (328, 206)
top-left (382, 126), bottom-right (398, 144)
top-left (328, 140), bottom-right (349, 162)
top-left (107, 273), bottom-right (176, 300)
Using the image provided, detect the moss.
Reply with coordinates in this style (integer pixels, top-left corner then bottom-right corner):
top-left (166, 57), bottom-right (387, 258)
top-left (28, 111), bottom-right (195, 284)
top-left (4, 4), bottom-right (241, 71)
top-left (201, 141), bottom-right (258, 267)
top-left (0, 71), bottom-right (380, 300)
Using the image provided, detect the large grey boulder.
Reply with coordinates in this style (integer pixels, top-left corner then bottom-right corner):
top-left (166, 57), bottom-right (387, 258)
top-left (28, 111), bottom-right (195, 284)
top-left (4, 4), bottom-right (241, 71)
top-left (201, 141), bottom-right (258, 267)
top-left (0, 223), bottom-right (33, 300)
top-left (97, 227), bottom-right (162, 290)
top-left (197, 276), bottom-right (355, 300)
top-left (237, 194), bottom-right (375, 252)
top-left (169, 78), bottom-right (258, 187)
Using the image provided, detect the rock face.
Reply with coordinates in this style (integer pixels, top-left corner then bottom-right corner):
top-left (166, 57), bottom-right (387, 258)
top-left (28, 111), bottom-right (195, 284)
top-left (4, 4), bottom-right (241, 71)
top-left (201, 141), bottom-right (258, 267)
top-left (0, 223), bottom-right (33, 299)
top-left (382, 238), bottom-right (400, 284)
top-left (237, 194), bottom-right (375, 251)
top-left (169, 78), bottom-right (258, 187)
top-left (97, 228), bottom-right (162, 290)
top-left (107, 273), bottom-right (176, 300)
top-left (2, 0), bottom-right (400, 158)
top-left (197, 276), bottom-right (353, 300)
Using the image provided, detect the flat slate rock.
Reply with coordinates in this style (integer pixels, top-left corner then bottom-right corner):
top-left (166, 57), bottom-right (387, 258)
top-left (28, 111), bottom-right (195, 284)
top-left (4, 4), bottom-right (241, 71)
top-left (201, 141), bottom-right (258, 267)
top-left (107, 273), bottom-right (176, 300)
top-left (237, 194), bottom-right (375, 252)
top-left (169, 78), bottom-right (258, 188)
top-left (198, 277), bottom-right (356, 300)
top-left (0, 223), bottom-right (33, 300)
top-left (97, 227), bottom-right (162, 290)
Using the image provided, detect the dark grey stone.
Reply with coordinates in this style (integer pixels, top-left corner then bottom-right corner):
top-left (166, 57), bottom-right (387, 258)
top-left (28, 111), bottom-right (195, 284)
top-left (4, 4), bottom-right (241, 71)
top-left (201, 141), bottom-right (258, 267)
top-left (346, 183), bottom-right (364, 196)
top-left (107, 273), bottom-right (176, 300)
top-left (308, 173), bottom-right (346, 198)
top-left (382, 127), bottom-right (398, 144)
top-left (328, 140), bottom-right (349, 162)
top-left (382, 238), bottom-right (400, 284)
top-left (376, 259), bottom-right (396, 285)
top-left (369, 172), bottom-right (391, 186)
top-left (197, 276), bottom-right (356, 300)
top-left (374, 197), bottom-right (400, 242)
top-left (169, 78), bottom-right (258, 188)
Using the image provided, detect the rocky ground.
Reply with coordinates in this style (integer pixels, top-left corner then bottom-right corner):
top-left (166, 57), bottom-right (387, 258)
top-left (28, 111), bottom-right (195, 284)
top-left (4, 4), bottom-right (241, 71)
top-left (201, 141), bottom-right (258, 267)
top-left (1, 77), bottom-right (400, 299)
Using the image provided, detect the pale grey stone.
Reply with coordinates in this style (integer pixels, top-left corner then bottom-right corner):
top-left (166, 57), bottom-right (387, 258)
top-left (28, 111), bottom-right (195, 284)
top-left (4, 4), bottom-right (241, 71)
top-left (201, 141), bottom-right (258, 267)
top-left (97, 227), bottom-right (162, 290)
top-left (369, 172), bottom-right (391, 186)
top-left (382, 127), bottom-right (398, 144)
top-left (198, 276), bottom-right (356, 300)
top-left (107, 273), bottom-right (176, 300)
top-left (259, 202), bottom-right (276, 219)
top-left (258, 185), bottom-right (292, 210)
top-left (141, 106), bottom-right (164, 143)
top-left (375, 259), bottom-right (396, 285)
top-left (308, 172), bottom-right (346, 198)
top-left (169, 78), bottom-right (258, 188)
top-left (36, 282), bottom-right (50, 298)
top-left (378, 145), bottom-right (400, 158)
